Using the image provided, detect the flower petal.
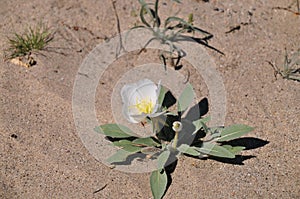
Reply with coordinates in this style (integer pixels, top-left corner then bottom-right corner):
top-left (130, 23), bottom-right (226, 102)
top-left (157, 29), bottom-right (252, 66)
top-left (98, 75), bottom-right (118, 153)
top-left (121, 84), bottom-right (136, 104)
top-left (121, 79), bottom-right (162, 123)
top-left (135, 80), bottom-right (157, 101)
top-left (122, 105), bottom-right (139, 123)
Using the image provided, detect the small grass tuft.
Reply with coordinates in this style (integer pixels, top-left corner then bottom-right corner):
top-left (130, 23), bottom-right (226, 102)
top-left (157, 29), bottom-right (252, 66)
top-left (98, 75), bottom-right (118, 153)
top-left (4, 23), bottom-right (54, 62)
top-left (269, 48), bottom-right (300, 82)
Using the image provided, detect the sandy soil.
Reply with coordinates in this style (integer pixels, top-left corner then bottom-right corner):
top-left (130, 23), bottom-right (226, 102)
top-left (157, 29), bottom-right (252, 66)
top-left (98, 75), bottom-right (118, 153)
top-left (0, 0), bottom-right (299, 198)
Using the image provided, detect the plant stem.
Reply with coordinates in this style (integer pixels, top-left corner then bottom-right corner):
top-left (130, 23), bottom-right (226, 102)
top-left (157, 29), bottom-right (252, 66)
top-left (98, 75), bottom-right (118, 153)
top-left (172, 131), bottom-right (179, 149)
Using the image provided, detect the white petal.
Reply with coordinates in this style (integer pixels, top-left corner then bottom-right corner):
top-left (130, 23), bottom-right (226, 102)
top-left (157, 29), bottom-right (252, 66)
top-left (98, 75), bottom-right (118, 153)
top-left (131, 111), bottom-right (165, 120)
top-left (120, 79), bottom-right (161, 123)
top-left (130, 113), bottom-right (147, 122)
top-left (156, 80), bottom-right (162, 96)
top-left (135, 79), bottom-right (157, 100)
top-left (121, 84), bottom-right (140, 123)
top-left (151, 103), bottom-right (160, 113)
top-left (136, 79), bottom-right (155, 87)
top-left (122, 105), bottom-right (139, 123)
top-left (121, 84), bottom-right (136, 104)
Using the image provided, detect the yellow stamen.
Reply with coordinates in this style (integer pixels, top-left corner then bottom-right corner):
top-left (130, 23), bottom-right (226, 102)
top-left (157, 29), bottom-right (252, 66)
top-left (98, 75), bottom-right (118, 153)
top-left (134, 97), bottom-right (154, 114)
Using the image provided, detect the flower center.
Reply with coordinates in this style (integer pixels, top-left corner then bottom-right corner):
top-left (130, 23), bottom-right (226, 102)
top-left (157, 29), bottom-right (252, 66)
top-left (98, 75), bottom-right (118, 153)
top-left (134, 97), bottom-right (154, 114)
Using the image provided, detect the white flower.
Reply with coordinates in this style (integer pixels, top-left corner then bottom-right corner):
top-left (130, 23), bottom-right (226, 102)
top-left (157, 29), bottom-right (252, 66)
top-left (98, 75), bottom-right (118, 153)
top-left (172, 121), bottom-right (182, 132)
top-left (121, 79), bottom-right (163, 123)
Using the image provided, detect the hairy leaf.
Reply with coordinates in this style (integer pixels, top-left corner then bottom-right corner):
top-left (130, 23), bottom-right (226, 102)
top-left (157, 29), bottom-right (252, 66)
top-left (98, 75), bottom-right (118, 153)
top-left (222, 145), bottom-right (246, 155)
top-left (107, 149), bottom-right (135, 164)
top-left (196, 142), bottom-right (235, 158)
top-left (150, 169), bottom-right (168, 199)
top-left (133, 137), bottom-right (161, 147)
top-left (95, 124), bottom-right (136, 138)
top-left (141, 146), bottom-right (161, 155)
top-left (177, 83), bottom-right (194, 113)
top-left (112, 140), bottom-right (141, 153)
top-left (218, 124), bottom-right (254, 142)
top-left (192, 117), bottom-right (210, 134)
top-left (177, 144), bottom-right (201, 156)
top-left (157, 150), bottom-right (171, 169)
top-left (157, 85), bottom-right (168, 108)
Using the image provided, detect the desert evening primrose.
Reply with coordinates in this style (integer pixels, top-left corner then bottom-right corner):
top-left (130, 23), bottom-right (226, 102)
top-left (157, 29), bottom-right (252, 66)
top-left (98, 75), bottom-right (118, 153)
top-left (97, 77), bottom-right (255, 199)
top-left (121, 79), bottom-right (164, 123)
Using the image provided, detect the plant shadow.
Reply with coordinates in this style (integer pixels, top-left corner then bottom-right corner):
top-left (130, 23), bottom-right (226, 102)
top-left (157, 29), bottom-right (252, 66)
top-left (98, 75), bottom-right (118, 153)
top-left (209, 137), bottom-right (269, 165)
top-left (111, 153), bottom-right (147, 166)
top-left (223, 137), bottom-right (269, 150)
top-left (163, 155), bottom-right (178, 198)
top-left (208, 155), bottom-right (256, 165)
top-left (162, 90), bottom-right (176, 109)
top-left (184, 97), bottom-right (209, 121)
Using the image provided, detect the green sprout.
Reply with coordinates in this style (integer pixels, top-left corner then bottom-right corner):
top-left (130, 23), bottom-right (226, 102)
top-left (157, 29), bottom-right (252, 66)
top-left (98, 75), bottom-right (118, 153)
top-left (269, 48), bottom-right (300, 82)
top-left (4, 23), bottom-right (54, 62)
top-left (131, 0), bottom-right (221, 70)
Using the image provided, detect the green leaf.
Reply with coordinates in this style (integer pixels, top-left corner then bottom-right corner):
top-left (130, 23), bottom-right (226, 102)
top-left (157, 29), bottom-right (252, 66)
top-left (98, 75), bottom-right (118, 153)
top-left (177, 144), bottom-right (201, 156)
top-left (157, 85), bottom-right (168, 108)
top-left (133, 137), bottom-right (161, 147)
top-left (165, 16), bottom-right (186, 28)
top-left (112, 140), bottom-right (141, 153)
top-left (222, 145), bottom-right (246, 155)
top-left (141, 146), bottom-right (161, 155)
top-left (196, 142), bottom-right (235, 158)
top-left (157, 150), bottom-right (171, 169)
top-left (287, 75), bottom-right (300, 81)
top-left (218, 124), bottom-right (254, 142)
top-left (192, 117), bottom-right (210, 134)
top-left (107, 149), bottom-right (135, 164)
top-left (154, 0), bottom-right (161, 28)
top-left (138, 0), bottom-right (154, 27)
top-left (187, 13), bottom-right (194, 24)
top-left (208, 127), bottom-right (222, 138)
top-left (150, 169), bottom-right (168, 199)
top-left (177, 83), bottom-right (194, 113)
top-left (164, 16), bottom-right (211, 36)
top-left (94, 124), bottom-right (136, 138)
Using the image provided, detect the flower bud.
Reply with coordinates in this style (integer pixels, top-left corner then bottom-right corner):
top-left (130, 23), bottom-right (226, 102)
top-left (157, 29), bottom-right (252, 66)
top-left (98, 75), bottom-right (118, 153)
top-left (172, 121), bottom-right (182, 132)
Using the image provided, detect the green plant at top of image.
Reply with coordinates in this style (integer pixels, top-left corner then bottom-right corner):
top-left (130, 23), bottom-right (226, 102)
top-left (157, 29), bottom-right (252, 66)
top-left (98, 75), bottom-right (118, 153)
top-left (4, 23), bottom-right (54, 60)
top-left (130, 0), bottom-right (220, 70)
